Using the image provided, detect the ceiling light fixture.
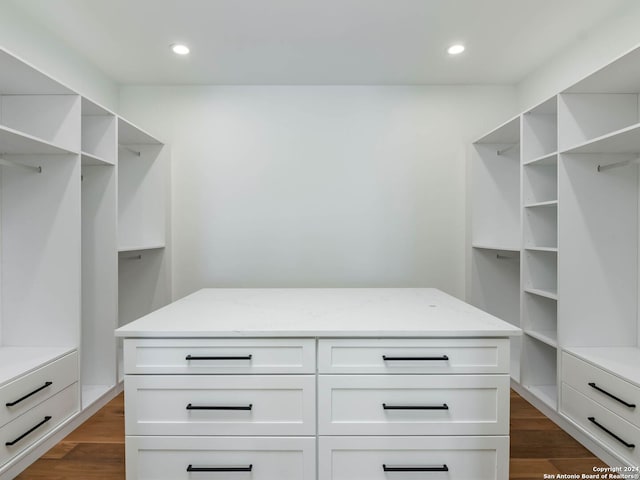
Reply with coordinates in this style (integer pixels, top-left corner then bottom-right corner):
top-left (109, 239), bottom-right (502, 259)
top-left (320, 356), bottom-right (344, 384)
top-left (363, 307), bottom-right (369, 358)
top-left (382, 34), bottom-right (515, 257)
top-left (171, 44), bottom-right (190, 55)
top-left (447, 44), bottom-right (465, 55)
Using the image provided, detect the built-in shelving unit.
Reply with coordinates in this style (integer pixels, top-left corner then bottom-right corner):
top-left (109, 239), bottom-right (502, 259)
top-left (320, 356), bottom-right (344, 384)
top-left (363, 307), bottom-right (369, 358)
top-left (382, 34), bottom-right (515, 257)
top-left (0, 47), bottom-right (171, 478)
top-left (116, 119), bottom-right (170, 382)
top-left (470, 116), bottom-right (522, 383)
top-left (472, 44), bottom-right (640, 469)
top-left (80, 98), bottom-right (117, 410)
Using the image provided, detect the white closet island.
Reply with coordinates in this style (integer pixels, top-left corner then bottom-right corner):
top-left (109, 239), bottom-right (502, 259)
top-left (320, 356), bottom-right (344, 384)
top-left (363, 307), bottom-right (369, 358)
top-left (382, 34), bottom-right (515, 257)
top-left (116, 288), bottom-right (520, 480)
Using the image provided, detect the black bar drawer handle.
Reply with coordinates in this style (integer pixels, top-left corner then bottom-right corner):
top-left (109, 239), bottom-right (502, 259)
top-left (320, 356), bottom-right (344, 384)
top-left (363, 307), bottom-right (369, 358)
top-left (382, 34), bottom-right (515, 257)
top-left (5, 416), bottom-right (52, 446)
top-left (588, 383), bottom-right (636, 409)
top-left (187, 403), bottom-right (253, 411)
top-left (185, 355), bottom-right (252, 361)
top-left (187, 464), bottom-right (253, 472)
top-left (6, 382), bottom-right (53, 407)
top-left (588, 417), bottom-right (635, 449)
top-left (383, 464), bottom-right (449, 472)
top-left (383, 403), bottom-right (449, 410)
top-left (382, 355), bottom-right (449, 361)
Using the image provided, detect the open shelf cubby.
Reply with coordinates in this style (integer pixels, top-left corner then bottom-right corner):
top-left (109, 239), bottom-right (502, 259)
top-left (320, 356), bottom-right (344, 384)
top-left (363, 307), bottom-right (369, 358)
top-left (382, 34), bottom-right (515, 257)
top-left (471, 116), bottom-right (521, 249)
top-left (522, 97), bottom-right (557, 163)
top-left (559, 151), bottom-right (638, 350)
top-left (470, 246), bottom-right (521, 381)
top-left (524, 203), bottom-right (557, 250)
top-left (521, 334), bottom-right (558, 409)
top-left (80, 97), bottom-right (117, 409)
top-left (523, 292), bottom-right (557, 347)
top-left (524, 155), bottom-right (558, 205)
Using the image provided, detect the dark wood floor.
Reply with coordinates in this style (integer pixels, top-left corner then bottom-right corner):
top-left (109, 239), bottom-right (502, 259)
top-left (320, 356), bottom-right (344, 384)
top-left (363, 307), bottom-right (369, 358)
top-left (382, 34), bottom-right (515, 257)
top-left (15, 390), bottom-right (606, 479)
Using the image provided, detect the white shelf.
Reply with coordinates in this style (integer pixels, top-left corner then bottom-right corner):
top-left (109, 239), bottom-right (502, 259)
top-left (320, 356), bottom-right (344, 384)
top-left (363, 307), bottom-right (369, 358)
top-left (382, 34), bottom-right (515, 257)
top-left (118, 244), bottom-right (165, 253)
top-left (565, 46), bottom-right (640, 94)
top-left (0, 124), bottom-right (78, 155)
top-left (472, 244), bottom-right (520, 252)
top-left (0, 346), bottom-right (76, 387)
top-left (473, 115), bottom-right (520, 145)
top-left (118, 118), bottom-right (162, 145)
top-left (564, 122), bottom-right (640, 154)
top-left (525, 329), bottom-right (558, 348)
top-left (81, 150), bottom-right (113, 166)
top-left (0, 48), bottom-right (73, 95)
top-left (525, 246), bottom-right (557, 253)
top-left (523, 152), bottom-right (558, 166)
top-left (525, 384), bottom-right (558, 409)
top-left (564, 347), bottom-right (640, 388)
top-left (82, 97), bottom-right (114, 117)
top-left (524, 287), bottom-right (558, 301)
top-left (525, 200), bottom-right (558, 208)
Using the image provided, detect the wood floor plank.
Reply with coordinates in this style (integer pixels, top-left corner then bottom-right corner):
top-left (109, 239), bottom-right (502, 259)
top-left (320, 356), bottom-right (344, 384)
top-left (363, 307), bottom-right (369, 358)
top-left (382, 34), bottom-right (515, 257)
top-left (15, 390), bottom-right (614, 479)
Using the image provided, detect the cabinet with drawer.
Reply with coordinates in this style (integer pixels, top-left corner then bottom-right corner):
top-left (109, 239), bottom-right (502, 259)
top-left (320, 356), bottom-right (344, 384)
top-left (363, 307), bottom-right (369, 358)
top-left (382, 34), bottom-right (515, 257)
top-left (125, 374), bottom-right (315, 436)
top-left (1, 383), bottom-right (79, 466)
top-left (561, 351), bottom-right (640, 467)
top-left (117, 288), bottom-right (520, 479)
top-left (318, 436), bottom-right (509, 480)
top-left (318, 374), bottom-right (509, 436)
top-left (1, 351), bottom-right (78, 428)
top-left (126, 436), bottom-right (316, 480)
top-left (561, 383), bottom-right (638, 466)
top-left (124, 338), bottom-right (315, 374)
top-left (318, 338), bottom-right (510, 374)
top-left (562, 352), bottom-right (639, 428)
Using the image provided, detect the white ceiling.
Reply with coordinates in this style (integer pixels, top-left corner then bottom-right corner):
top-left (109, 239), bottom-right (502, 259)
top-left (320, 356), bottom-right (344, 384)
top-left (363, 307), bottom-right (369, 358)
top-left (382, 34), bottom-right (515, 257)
top-left (11, 0), bottom-right (634, 85)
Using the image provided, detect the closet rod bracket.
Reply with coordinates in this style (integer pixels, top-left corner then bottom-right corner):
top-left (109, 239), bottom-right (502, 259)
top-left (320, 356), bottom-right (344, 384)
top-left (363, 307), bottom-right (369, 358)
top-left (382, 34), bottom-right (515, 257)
top-left (0, 156), bottom-right (42, 173)
top-left (119, 145), bottom-right (142, 157)
top-left (496, 143), bottom-right (520, 156)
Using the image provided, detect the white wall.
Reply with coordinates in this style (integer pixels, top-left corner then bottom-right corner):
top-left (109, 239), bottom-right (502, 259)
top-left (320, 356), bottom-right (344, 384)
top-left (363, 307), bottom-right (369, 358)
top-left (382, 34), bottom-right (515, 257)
top-left (518, 0), bottom-right (640, 110)
top-left (119, 85), bottom-right (516, 300)
top-left (0, 0), bottom-right (118, 110)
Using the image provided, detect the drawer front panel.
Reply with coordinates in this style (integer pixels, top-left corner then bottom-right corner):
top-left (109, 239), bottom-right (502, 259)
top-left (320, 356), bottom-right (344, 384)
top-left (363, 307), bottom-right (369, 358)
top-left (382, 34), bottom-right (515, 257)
top-left (124, 338), bottom-right (315, 374)
top-left (318, 375), bottom-right (509, 435)
top-left (319, 436), bottom-right (509, 480)
top-left (126, 436), bottom-right (315, 480)
top-left (1, 383), bottom-right (79, 466)
top-left (561, 383), bottom-right (639, 466)
top-left (318, 338), bottom-right (509, 374)
top-left (125, 375), bottom-right (315, 436)
top-left (1, 351), bottom-right (78, 428)
top-left (562, 352), bottom-right (639, 428)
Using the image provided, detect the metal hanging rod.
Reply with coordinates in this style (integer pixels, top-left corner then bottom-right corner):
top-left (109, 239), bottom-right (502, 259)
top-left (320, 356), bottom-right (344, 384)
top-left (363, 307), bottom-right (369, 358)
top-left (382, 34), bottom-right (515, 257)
top-left (124, 254), bottom-right (142, 260)
top-left (118, 145), bottom-right (141, 157)
top-left (597, 156), bottom-right (640, 172)
top-left (0, 156), bottom-right (42, 173)
top-left (497, 143), bottom-right (520, 156)
top-left (496, 253), bottom-right (515, 260)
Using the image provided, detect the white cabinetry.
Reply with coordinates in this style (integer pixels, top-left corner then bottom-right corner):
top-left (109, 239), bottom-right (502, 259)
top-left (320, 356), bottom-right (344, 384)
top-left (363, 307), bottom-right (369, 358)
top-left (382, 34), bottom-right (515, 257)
top-left (471, 44), bottom-right (640, 469)
top-left (118, 288), bottom-right (518, 480)
top-left (0, 47), bottom-right (170, 478)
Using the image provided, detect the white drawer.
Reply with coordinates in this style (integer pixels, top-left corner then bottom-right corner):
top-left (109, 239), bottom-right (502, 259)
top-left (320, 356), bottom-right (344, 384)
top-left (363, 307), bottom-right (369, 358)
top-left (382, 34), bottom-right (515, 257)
top-left (125, 375), bottom-right (315, 436)
top-left (319, 436), bottom-right (509, 480)
top-left (318, 338), bottom-right (509, 374)
top-left (124, 338), bottom-right (315, 374)
top-left (1, 351), bottom-right (78, 428)
top-left (126, 436), bottom-right (316, 480)
top-left (1, 383), bottom-right (79, 467)
top-left (562, 352), bottom-right (639, 428)
top-left (318, 375), bottom-right (509, 436)
top-left (561, 383), bottom-right (639, 467)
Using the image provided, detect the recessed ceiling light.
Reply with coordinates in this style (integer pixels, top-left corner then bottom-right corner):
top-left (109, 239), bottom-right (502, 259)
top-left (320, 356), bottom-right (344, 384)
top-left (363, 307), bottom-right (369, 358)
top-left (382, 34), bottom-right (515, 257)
top-left (447, 44), bottom-right (465, 55)
top-left (171, 44), bottom-right (190, 55)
